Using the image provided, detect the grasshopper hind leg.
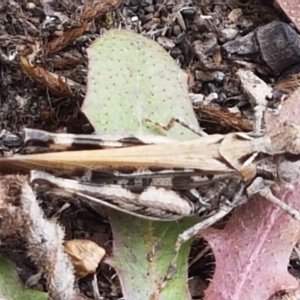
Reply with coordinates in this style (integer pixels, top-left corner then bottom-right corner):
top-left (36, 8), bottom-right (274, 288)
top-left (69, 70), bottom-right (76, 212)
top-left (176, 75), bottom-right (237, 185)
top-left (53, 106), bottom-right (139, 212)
top-left (153, 201), bottom-right (234, 298)
top-left (153, 180), bottom-right (246, 297)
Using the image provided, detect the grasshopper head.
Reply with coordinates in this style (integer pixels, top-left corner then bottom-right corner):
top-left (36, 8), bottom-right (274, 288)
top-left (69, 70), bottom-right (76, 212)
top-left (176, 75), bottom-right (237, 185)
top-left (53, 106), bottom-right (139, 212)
top-left (277, 157), bottom-right (300, 183)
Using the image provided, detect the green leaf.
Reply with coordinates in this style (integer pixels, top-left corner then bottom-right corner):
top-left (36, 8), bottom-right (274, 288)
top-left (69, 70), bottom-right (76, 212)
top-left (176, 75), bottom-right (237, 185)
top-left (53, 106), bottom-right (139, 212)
top-left (83, 29), bottom-right (201, 300)
top-left (107, 211), bottom-right (199, 299)
top-left (82, 29), bottom-right (199, 140)
top-left (0, 254), bottom-right (47, 300)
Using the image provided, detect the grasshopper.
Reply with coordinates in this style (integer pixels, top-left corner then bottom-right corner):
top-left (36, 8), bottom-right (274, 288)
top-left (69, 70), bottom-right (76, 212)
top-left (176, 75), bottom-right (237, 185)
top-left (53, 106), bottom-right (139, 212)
top-left (2, 121), bottom-right (300, 182)
top-left (1, 119), bottom-right (300, 294)
top-left (3, 120), bottom-right (300, 213)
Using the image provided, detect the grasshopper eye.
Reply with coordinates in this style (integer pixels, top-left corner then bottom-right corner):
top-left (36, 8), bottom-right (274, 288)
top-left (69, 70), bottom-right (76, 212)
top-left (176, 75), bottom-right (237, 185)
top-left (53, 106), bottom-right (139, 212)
top-left (277, 159), bottom-right (300, 183)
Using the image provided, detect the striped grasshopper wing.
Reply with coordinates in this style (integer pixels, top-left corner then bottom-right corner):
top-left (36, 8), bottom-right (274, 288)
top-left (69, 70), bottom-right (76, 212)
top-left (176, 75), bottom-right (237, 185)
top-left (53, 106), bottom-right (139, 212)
top-left (0, 133), bottom-right (235, 175)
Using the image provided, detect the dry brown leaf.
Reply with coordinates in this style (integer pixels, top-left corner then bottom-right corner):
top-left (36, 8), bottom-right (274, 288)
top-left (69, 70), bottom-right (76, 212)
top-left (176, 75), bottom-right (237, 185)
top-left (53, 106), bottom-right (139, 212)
top-left (20, 56), bottom-right (72, 96)
top-left (64, 239), bottom-right (106, 278)
top-left (51, 57), bottom-right (85, 70)
top-left (213, 46), bottom-right (222, 65)
top-left (187, 69), bottom-right (196, 91)
top-left (46, 23), bottom-right (91, 55)
top-left (80, 0), bottom-right (122, 22)
top-left (275, 74), bottom-right (300, 94)
top-left (195, 103), bottom-right (253, 132)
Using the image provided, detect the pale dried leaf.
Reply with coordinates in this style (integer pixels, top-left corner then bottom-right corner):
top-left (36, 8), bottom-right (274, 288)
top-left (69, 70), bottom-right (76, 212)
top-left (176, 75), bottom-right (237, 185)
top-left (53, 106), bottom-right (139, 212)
top-left (64, 239), bottom-right (106, 278)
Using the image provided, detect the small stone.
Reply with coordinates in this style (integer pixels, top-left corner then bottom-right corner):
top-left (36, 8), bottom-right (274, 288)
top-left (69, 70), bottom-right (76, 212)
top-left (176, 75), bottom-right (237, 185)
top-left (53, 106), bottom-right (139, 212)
top-left (129, 5), bottom-right (139, 13)
top-left (189, 93), bottom-right (204, 104)
top-left (220, 28), bottom-right (238, 42)
top-left (204, 92), bottom-right (218, 103)
top-left (195, 70), bottom-right (218, 82)
top-left (173, 25), bottom-right (182, 36)
top-left (144, 5), bottom-right (154, 13)
top-left (257, 21), bottom-right (300, 74)
top-left (170, 47), bottom-right (182, 57)
top-left (222, 31), bottom-right (259, 55)
top-left (130, 0), bottom-right (140, 6)
top-left (26, 2), bottom-right (35, 9)
top-left (157, 37), bottom-right (175, 50)
top-left (228, 8), bottom-right (243, 23)
top-left (141, 0), bottom-right (153, 6)
top-left (215, 71), bottom-right (225, 84)
top-left (131, 16), bottom-right (139, 23)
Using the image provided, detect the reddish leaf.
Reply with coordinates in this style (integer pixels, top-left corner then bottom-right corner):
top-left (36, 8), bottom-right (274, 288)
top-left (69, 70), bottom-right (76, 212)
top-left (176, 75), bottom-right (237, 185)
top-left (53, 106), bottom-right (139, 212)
top-left (274, 0), bottom-right (300, 32)
top-left (201, 187), bottom-right (300, 300)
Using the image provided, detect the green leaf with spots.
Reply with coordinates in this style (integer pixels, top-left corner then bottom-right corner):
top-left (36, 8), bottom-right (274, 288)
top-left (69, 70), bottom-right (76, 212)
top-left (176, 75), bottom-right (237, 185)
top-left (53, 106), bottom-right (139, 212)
top-left (82, 29), bottom-right (199, 141)
top-left (107, 211), bottom-right (200, 300)
top-left (83, 29), bottom-right (201, 300)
